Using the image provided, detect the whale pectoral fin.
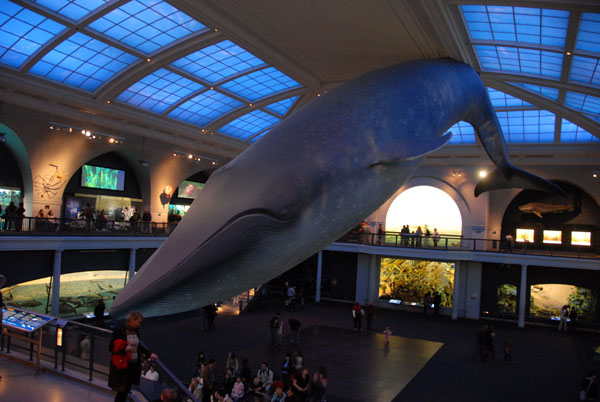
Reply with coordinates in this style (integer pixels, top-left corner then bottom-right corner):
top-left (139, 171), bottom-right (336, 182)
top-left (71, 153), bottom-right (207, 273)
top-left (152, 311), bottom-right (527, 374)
top-left (474, 165), bottom-right (567, 197)
top-left (369, 132), bottom-right (453, 167)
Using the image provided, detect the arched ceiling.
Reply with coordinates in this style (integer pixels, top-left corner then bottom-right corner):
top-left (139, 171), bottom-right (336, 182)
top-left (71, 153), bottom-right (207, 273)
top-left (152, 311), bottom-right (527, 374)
top-left (0, 0), bottom-right (598, 162)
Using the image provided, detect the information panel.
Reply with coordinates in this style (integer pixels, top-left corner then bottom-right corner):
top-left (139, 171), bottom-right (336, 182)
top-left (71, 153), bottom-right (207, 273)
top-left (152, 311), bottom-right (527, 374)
top-left (2, 307), bottom-right (54, 332)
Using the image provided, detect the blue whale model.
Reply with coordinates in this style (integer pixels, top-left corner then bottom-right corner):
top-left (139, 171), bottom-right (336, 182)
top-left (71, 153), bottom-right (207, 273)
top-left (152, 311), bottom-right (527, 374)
top-left (110, 59), bottom-right (563, 318)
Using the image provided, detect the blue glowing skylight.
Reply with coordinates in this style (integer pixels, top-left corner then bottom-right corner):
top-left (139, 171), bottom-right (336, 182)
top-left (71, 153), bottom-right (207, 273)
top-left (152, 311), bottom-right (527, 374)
top-left (564, 92), bottom-right (600, 123)
top-left (496, 110), bottom-right (555, 143)
top-left (487, 87), bottom-right (532, 108)
top-left (265, 96), bottom-right (298, 116)
top-left (560, 119), bottom-right (599, 143)
top-left (31, 0), bottom-right (110, 21)
top-left (570, 55), bottom-right (600, 87)
top-left (461, 5), bottom-right (569, 48)
top-left (116, 68), bottom-right (203, 113)
top-left (0, 1), bottom-right (66, 68)
top-left (220, 67), bottom-right (301, 101)
top-left (168, 90), bottom-right (243, 126)
top-left (576, 13), bottom-right (600, 54)
top-left (88, 0), bottom-right (206, 54)
top-left (249, 129), bottom-right (270, 143)
top-left (171, 40), bottom-right (265, 84)
top-left (507, 82), bottom-right (560, 101)
top-left (219, 109), bottom-right (280, 140)
top-left (475, 45), bottom-right (563, 78)
top-left (30, 32), bottom-right (137, 91)
top-left (446, 121), bottom-right (476, 145)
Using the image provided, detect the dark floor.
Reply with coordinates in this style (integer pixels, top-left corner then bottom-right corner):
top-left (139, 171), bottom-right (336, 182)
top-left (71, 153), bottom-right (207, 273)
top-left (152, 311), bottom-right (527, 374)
top-left (140, 299), bottom-right (599, 402)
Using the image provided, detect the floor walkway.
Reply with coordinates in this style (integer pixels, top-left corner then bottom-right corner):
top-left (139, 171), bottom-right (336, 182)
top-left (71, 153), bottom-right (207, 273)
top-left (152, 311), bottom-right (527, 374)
top-left (139, 299), bottom-right (599, 402)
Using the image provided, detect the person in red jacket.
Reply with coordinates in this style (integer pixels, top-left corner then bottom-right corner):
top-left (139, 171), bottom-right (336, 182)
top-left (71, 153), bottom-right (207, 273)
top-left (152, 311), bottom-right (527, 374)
top-left (352, 302), bottom-right (363, 331)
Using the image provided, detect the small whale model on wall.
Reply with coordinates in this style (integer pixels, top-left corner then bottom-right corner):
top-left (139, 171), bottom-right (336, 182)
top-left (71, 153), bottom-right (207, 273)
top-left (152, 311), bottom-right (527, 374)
top-left (110, 58), bottom-right (564, 318)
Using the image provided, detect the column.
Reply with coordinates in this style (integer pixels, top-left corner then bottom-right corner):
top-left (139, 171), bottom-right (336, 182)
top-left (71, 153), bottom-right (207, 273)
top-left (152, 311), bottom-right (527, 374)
top-left (315, 251), bottom-right (323, 303)
top-left (128, 248), bottom-right (137, 282)
top-left (451, 261), bottom-right (460, 320)
top-left (51, 250), bottom-right (62, 317)
top-left (518, 265), bottom-right (528, 328)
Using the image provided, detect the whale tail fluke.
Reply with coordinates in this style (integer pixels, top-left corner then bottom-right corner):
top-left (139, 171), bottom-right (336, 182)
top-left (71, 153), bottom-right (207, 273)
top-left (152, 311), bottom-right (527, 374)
top-left (474, 165), bottom-right (567, 197)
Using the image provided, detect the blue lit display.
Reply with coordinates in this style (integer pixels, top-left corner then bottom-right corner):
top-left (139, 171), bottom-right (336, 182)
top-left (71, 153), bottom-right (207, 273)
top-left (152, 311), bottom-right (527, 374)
top-left (219, 110), bottom-right (280, 140)
top-left (560, 119), bottom-right (599, 143)
top-left (30, 32), bottom-right (138, 91)
top-left (265, 96), bottom-right (298, 116)
top-left (116, 68), bottom-right (203, 113)
top-left (31, 0), bottom-right (110, 21)
top-left (447, 121), bottom-right (476, 144)
top-left (171, 40), bottom-right (265, 84)
top-left (220, 67), bottom-right (301, 101)
top-left (507, 82), bottom-right (559, 101)
top-left (576, 13), bottom-right (600, 54)
top-left (168, 90), bottom-right (243, 126)
top-left (0, 0), bottom-right (66, 68)
top-left (570, 55), bottom-right (600, 87)
top-left (88, 0), bottom-right (206, 54)
top-left (475, 45), bottom-right (563, 78)
top-left (461, 5), bottom-right (569, 47)
top-left (564, 92), bottom-right (600, 124)
top-left (496, 110), bottom-right (555, 143)
top-left (487, 87), bottom-right (532, 108)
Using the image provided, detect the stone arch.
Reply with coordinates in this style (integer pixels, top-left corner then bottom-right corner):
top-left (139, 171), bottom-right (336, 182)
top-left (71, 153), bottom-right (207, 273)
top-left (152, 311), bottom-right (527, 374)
top-left (0, 123), bottom-right (33, 215)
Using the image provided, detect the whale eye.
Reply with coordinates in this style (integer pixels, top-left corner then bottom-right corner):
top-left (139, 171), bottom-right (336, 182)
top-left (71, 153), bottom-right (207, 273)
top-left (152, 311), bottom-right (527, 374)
top-left (280, 209), bottom-right (289, 217)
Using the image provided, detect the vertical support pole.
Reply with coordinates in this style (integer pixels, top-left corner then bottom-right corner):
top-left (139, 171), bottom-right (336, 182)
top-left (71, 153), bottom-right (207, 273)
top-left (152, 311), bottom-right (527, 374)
top-left (128, 248), bottom-right (137, 282)
top-left (315, 251), bottom-right (323, 303)
top-left (518, 265), bottom-right (528, 328)
top-left (452, 261), bottom-right (460, 320)
top-left (51, 250), bottom-right (62, 317)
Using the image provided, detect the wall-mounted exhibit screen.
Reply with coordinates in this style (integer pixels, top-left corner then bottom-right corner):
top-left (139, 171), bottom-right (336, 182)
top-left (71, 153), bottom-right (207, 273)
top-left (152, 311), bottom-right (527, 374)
top-left (178, 180), bottom-right (204, 199)
top-left (169, 204), bottom-right (190, 217)
top-left (379, 258), bottom-right (454, 307)
top-left (543, 230), bottom-right (562, 244)
top-left (571, 231), bottom-right (591, 246)
top-left (497, 284), bottom-right (517, 314)
top-left (81, 165), bottom-right (125, 191)
top-left (0, 271), bottom-right (127, 317)
top-left (530, 284), bottom-right (596, 321)
top-left (0, 187), bottom-right (21, 207)
top-left (516, 228), bottom-right (534, 243)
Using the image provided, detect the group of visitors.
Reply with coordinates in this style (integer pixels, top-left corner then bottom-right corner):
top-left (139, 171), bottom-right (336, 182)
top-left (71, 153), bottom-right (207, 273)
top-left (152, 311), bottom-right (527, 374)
top-left (0, 202), bottom-right (25, 231)
top-left (398, 225), bottom-right (440, 247)
top-left (558, 304), bottom-right (578, 332)
top-left (186, 348), bottom-right (326, 402)
top-left (350, 301), bottom-right (375, 331)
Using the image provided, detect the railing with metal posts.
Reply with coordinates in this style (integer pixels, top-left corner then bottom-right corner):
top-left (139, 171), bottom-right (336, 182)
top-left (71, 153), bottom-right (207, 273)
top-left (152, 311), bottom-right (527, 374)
top-left (0, 313), bottom-right (198, 402)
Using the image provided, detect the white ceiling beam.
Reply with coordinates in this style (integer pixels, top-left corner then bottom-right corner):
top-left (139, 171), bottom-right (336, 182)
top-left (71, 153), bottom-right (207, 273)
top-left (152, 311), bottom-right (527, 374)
top-left (480, 72), bottom-right (600, 98)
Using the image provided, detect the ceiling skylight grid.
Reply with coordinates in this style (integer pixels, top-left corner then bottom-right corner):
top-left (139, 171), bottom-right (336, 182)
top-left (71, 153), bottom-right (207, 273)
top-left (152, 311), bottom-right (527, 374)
top-left (30, 0), bottom-right (111, 21)
top-left (570, 55), bottom-right (600, 87)
top-left (575, 13), bottom-right (600, 54)
top-left (560, 118), bottom-right (599, 143)
top-left (116, 68), bottom-right (203, 113)
top-left (487, 87), bottom-right (532, 108)
top-left (219, 67), bottom-right (301, 101)
top-left (564, 92), bottom-right (600, 123)
top-left (29, 32), bottom-right (138, 91)
top-left (475, 45), bottom-right (563, 78)
top-left (168, 90), bottom-right (244, 127)
top-left (219, 109), bottom-right (280, 140)
top-left (446, 121), bottom-right (476, 145)
top-left (507, 82), bottom-right (560, 101)
top-left (461, 5), bottom-right (569, 48)
top-left (170, 40), bottom-right (266, 84)
top-left (249, 129), bottom-right (271, 143)
top-left (264, 96), bottom-right (298, 116)
top-left (88, 0), bottom-right (206, 54)
top-left (0, 0), bottom-right (67, 68)
top-left (496, 109), bottom-right (555, 144)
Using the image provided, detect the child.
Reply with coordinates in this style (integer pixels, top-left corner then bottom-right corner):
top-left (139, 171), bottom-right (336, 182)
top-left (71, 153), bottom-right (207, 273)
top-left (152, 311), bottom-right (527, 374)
top-left (383, 325), bottom-right (392, 347)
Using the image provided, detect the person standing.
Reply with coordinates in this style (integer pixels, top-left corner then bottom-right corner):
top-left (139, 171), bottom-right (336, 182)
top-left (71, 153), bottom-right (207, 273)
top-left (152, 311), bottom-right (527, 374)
top-left (269, 312), bottom-right (281, 348)
top-left (432, 228), bottom-right (440, 247)
top-left (352, 302), bottom-right (363, 331)
top-left (433, 292), bottom-right (441, 316)
top-left (289, 318), bottom-right (301, 345)
top-left (108, 311), bottom-right (158, 402)
top-left (15, 202), bottom-right (25, 231)
top-left (383, 325), bottom-right (392, 348)
top-left (94, 299), bottom-right (106, 327)
top-left (201, 359), bottom-right (216, 401)
top-left (142, 208), bottom-right (152, 233)
top-left (558, 305), bottom-right (569, 331)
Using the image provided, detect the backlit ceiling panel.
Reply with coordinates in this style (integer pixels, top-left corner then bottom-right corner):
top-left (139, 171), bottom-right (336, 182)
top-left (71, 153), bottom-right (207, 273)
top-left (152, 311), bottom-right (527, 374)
top-left (461, 4), bottom-right (600, 143)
